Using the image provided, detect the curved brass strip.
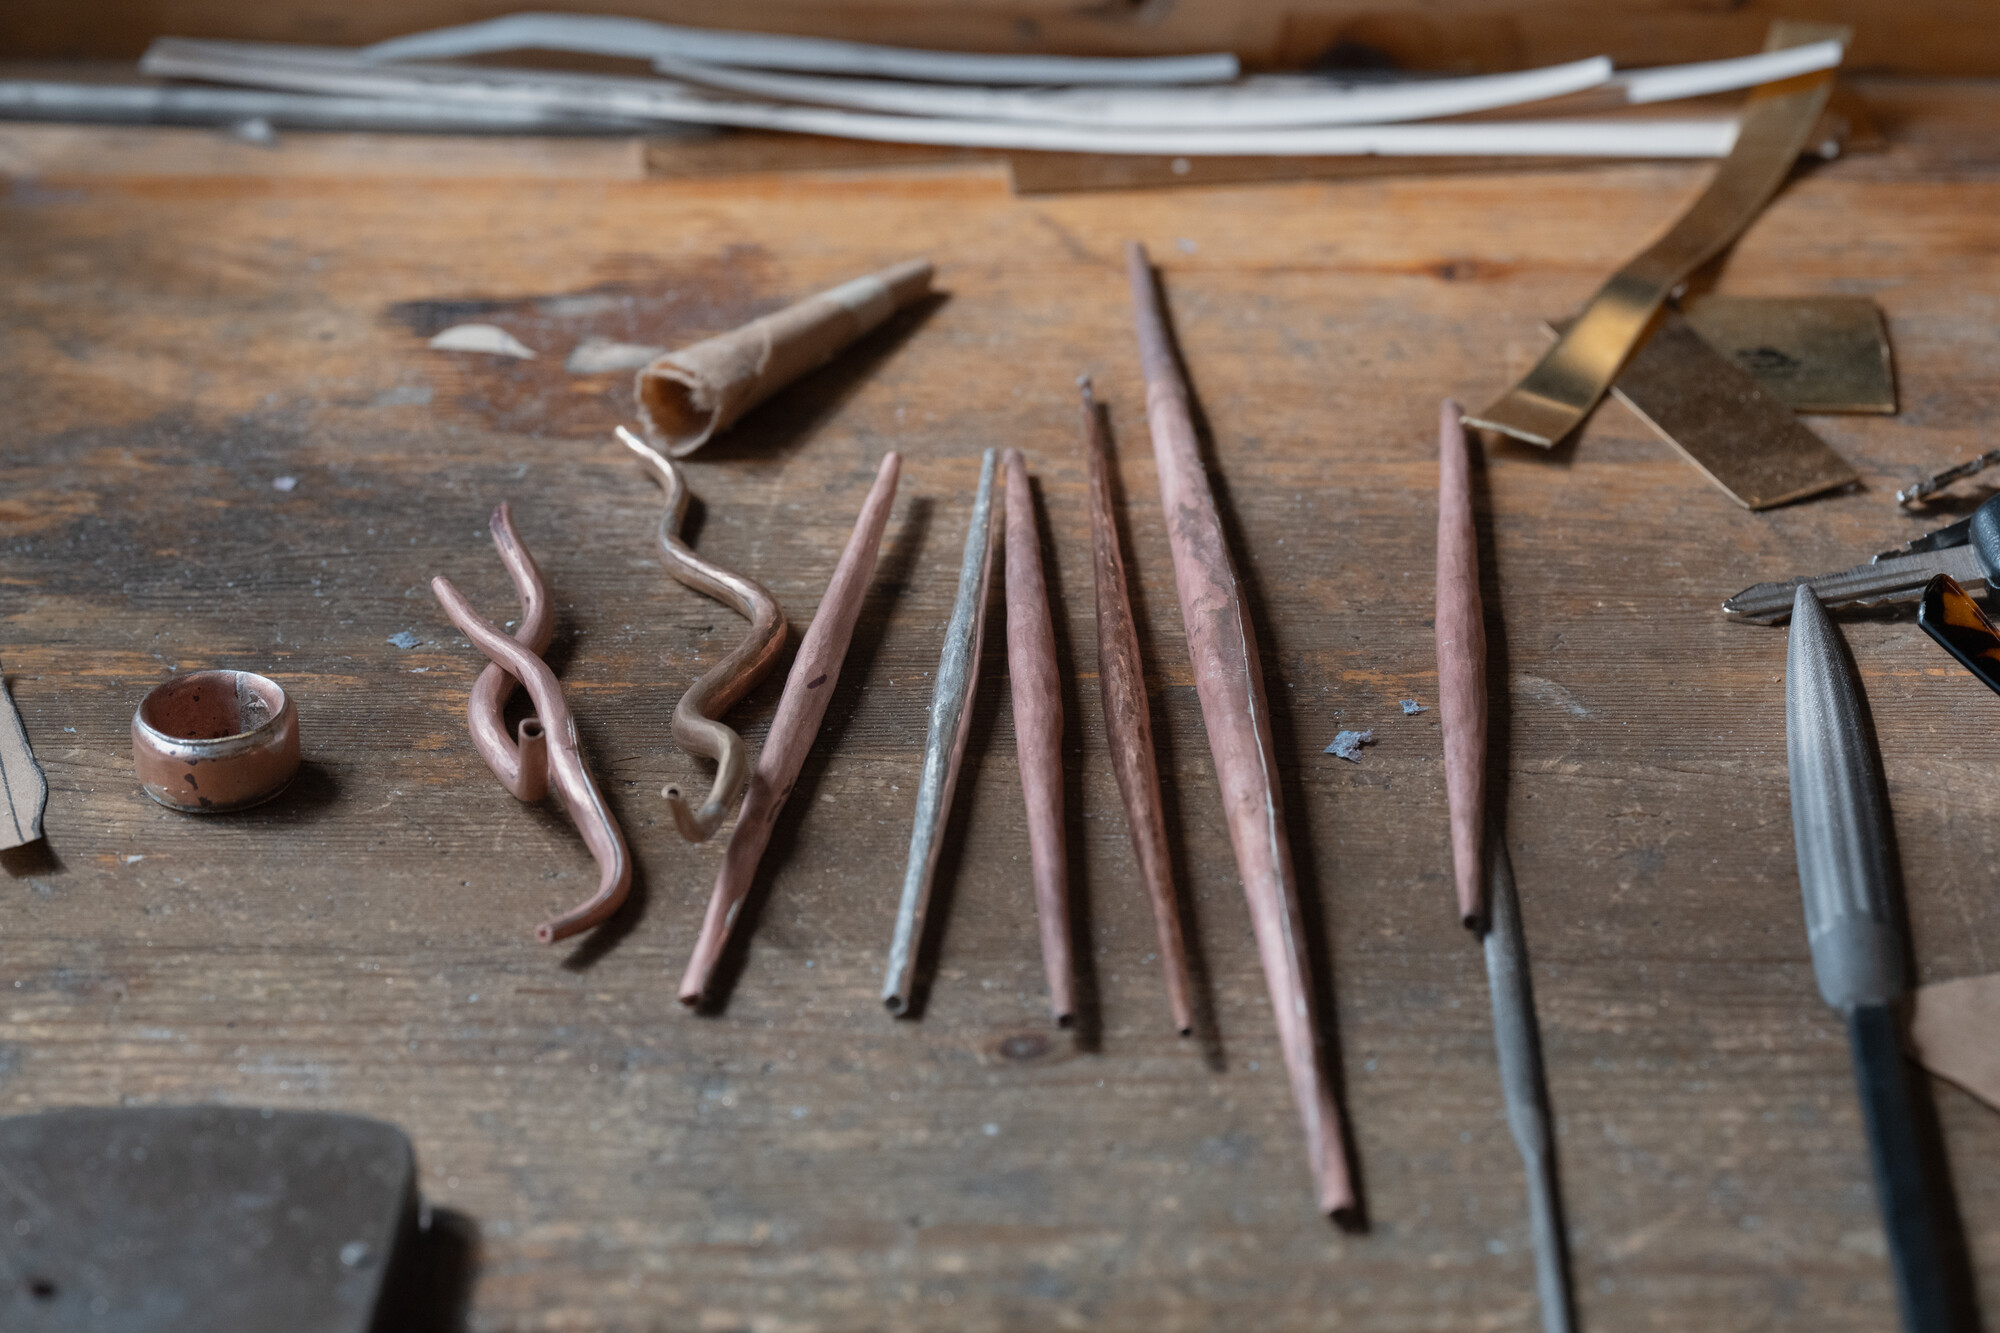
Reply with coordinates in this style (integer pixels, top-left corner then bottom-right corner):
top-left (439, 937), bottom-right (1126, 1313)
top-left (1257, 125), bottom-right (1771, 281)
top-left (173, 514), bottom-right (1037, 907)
top-left (1466, 21), bottom-right (1844, 447)
top-left (617, 426), bottom-right (788, 843)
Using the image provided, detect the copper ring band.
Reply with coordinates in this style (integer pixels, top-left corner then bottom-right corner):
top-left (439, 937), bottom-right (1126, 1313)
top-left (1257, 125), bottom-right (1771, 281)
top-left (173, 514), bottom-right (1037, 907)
top-left (132, 670), bottom-right (300, 813)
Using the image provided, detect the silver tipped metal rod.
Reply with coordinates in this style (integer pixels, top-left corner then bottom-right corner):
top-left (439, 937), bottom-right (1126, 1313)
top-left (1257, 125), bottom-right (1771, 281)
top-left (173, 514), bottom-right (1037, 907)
top-left (1787, 584), bottom-right (1903, 1012)
top-left (1787, 584), bottom-right (1966, 1333)
top-left (1482, 827), bottom-right (1575, 1333)
top-left (883, 449), bottom-right (1001, 1015)
top-left (1438, 399), bottom-right (1575, 1326)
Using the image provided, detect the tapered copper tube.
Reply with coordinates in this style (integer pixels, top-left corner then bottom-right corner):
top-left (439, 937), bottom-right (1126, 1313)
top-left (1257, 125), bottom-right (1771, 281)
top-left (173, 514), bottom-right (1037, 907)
top-left (1079, 379), bottom-right (1195, 1036)
top-left (1001, 447), bottom-right (1073, 1028)
top-left (1125, 241), bottom-right (1355, 1222)
top-left (679, 452), bottom-right (903, 1007)
top-left (883, 449), bottom-right (999, 1015)
top-left (619, 426), bottom-right (789, 843)
top-left (433, 504), bottom-right (632, 943)
top-left (1436, 400), bottom-right (1489, 931)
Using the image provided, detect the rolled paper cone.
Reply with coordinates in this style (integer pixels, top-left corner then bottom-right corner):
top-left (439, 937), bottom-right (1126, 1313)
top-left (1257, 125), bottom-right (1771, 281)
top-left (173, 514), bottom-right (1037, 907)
top-left (1125, 240), bottom-right (1355, 1222)
top-left (1080, 380), bottom-right (1195, 1036)
top-left (1435, 400), bottom-right (1489, 930)
top-left (635, 258), bottom-right (933, 456)
top-left (1001, 448), bottom-right (1074, 1027)
top-left (679, 453), bottom-right (902, 1007)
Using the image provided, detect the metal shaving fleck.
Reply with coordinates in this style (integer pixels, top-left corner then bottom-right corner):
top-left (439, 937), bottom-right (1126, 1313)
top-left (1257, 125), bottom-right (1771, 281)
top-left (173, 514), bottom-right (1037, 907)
top-left (1325, 729), bottom-right (1374, 763)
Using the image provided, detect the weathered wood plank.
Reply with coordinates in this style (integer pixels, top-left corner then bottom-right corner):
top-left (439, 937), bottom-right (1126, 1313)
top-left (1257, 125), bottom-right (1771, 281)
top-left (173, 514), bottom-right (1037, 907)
top-left (3, 0), bottom-right (1999, 77)
top-left (0, 80), bottom-right (1996, 1331)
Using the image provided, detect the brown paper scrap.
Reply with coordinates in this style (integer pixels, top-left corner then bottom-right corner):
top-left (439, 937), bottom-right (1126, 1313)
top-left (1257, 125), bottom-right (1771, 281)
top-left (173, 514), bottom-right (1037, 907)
top-left (0, 672), bottom-right (47, 850)
top-left (1908, 974), bottom-right (2000, 1114)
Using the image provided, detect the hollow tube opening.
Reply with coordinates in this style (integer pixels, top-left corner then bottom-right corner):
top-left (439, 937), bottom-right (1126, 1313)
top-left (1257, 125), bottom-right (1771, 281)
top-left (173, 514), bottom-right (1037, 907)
top-left (637, 368), bottom-right (718, 453)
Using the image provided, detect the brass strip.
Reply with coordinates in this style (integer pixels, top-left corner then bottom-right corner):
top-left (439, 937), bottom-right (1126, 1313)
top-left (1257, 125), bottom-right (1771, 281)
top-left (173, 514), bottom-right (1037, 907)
top-left (1465, 20), bottom-right (1846, 447)
top-left (1681, 294), bottom-right (1895, 414)
top-left (1559, 310), bottom-right (1856, 509)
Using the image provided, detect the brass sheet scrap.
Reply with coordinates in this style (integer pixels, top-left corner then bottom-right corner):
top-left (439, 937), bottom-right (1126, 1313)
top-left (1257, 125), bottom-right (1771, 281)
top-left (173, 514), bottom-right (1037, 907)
top-left (1555, 310), bottom-right (1857, 509)
top-left (1682, 294), bottom-right (1895, 414)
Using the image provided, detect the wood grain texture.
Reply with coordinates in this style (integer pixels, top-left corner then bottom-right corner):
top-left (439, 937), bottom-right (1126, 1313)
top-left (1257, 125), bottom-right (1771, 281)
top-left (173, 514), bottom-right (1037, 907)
top-left (0, 76), bottom-right (1997, 1329)
top-left (3, 0), bottom-right (1999, 77)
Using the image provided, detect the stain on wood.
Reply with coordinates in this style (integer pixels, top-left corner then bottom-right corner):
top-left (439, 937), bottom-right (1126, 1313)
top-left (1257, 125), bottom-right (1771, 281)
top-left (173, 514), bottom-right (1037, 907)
top-left (385, 247), bottom-right (782, 438)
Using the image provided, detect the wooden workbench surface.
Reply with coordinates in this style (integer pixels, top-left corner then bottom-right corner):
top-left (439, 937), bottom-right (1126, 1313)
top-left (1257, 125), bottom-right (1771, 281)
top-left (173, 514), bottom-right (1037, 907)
top-left (3, 78), bottom-right (1997, 1331)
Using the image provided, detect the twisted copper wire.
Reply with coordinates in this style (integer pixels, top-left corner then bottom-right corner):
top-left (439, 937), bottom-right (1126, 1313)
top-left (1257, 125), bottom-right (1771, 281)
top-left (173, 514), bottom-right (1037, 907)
top-left (432, 503), bottom-right (632, 943)
top-left (617, 426), bottom-right (788, 843)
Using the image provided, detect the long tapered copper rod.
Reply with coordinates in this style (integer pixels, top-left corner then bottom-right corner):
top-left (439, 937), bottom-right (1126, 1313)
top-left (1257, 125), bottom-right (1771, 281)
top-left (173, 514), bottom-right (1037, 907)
top-left (1436, 400), bottom-right (1489, 930)
top-left (1125, 240), bottom-right (1354, 1221)
top-left (1079, 379), bottom-right (1195, 1036)
top-left (679, 452), bottom-right (902, 1007)
top-left (1001, 447), bottom-right (1074, 1027)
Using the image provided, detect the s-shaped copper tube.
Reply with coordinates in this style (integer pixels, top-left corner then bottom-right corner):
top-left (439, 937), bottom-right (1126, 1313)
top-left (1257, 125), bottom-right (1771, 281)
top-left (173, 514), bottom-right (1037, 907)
top-left (617, 426), bottom-right (788, 843)
top-left (463, 501), bottom-right (555, 802)
top-left (432, 503), bottom-right (632, 943)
